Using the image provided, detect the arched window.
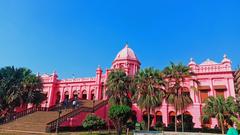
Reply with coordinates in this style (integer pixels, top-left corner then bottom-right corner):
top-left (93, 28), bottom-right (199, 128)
top-left (82, 90), bottom-right (87, 100)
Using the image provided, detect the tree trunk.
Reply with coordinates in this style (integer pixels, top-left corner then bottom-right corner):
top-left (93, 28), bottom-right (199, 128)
top-left (117, 127), bottom-right (122, 135)
top-left (181, 113), bottom-right (184, 132)
top-left (147, 107), bottom-right (150, 131)
top-left (175, 112), bottom-right (177, 132)
top-left (175, 104), bottom-right (177, 132)
top-left (181, 108), bottom-right (184, 132)
top-left (115, 121), bottom-right (122, 135)
top-left (219, 118), bottom-right (224, 134)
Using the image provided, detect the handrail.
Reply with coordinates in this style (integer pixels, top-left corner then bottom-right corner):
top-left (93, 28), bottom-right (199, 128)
top-left (45, 100), bottom-right (108, 132)
top-left (0, 106), bottom-right (46, 125)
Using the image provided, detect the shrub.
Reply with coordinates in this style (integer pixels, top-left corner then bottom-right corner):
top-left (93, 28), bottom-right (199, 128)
top-left (82, 114), bottom-right (106, 131)
top-left (155, 121), bottom-right (165, 131)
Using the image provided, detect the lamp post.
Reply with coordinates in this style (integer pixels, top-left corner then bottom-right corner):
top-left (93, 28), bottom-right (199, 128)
top-left (92, 95), bottom-right (95, 113)
top-left (55, 103), bottom-right (62, 134)
top-left (45, 100), bottom-right (48, 111)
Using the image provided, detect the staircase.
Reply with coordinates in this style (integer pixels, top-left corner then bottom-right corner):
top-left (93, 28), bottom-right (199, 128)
top-left (0, 109), bottom-right (71, 132)
top-left (46, 100), bottom-right (108, 132)
top-left (0, 100), bottom-right (107, 133)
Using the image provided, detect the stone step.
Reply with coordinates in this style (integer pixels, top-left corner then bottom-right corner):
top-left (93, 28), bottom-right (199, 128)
top-left (0, 100), bottom-right (105, 132)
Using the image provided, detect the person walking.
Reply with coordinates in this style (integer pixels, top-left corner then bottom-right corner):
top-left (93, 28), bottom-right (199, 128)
top-left (72, 99), bottom-right (76, 109)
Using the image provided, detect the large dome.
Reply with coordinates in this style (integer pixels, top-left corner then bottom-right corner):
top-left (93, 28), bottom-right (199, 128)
top-left (114, 44), bottom-right (139, 61)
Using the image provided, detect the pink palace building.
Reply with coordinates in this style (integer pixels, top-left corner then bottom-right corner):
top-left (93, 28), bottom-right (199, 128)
top-left (40, 44), bottom-right (236, 128)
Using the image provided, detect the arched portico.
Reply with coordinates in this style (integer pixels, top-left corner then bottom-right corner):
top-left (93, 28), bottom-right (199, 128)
top-left (90, 90), bottom-right (95, 100)
top-left (155, 111), bottom-right (163, 124)
top-left (73, 90), bottom-right (78, 99)
top-left (64, 91), bottom-right (69, 101)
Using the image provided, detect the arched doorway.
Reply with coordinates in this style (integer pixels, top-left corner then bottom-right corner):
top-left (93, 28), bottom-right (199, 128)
top-left (131, 111), bottom-right (137, 123)
top-left (182, 111), bottom-right (194, 130)
top-left (169, 111), bottom-right (176, 124)
top-left (55, 91), bottom-right (60, 104)
top-left (82, 90), bottom-right (87, 100)
top-left (91, 90), bottom-right (95, 100)
top-left (142, 111), bottom-right (154, 129)
top-left (155, 111), bottom-right (163, 124)
top-left (64, 91), bottom-right (69, 101)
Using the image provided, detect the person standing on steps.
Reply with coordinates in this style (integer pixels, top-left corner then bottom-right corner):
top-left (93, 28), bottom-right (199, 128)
top-left (72, 99), bottom-right (76, 109)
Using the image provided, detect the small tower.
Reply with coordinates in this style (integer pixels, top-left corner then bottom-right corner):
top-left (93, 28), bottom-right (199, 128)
top-left (188, 58), bottom-right (197, 72)
top-left (221, 54), bottom-right (232, 70)
top-left (96, 65), bottom-right (102, 84)
top-left (96, 65), bottom-right (103, 100)
top-left (52, 70), bottom-right (58, 83)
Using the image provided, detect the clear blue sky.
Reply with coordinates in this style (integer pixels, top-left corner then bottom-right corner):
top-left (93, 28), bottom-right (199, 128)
top-left (0, 0), bottom-right (240, 78)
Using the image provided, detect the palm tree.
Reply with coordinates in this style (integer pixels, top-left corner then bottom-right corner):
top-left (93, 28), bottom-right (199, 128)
top-left (22, 75), bottom-right (46, 106)
top-left (133, 67), bottom-right (165, 131)
top-left (0, 66), bottom-right (46, 117)
top-left (234, 68), bottom-right (240, 116)
top-left (106, 69), bottom-right (132, 106)
top-left (163, 63), bottom-right (198, 132)
top-left (202, 96), bottom-right (237, 134)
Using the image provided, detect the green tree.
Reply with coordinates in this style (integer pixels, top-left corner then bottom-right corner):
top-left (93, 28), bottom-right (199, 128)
top-left (202, 96), bottom-right (238, 134)
top-left (22, 73), bottom-right (46, 106)
top-left (163, 63), bottom-right (198, 132)
top-left (133, 67), bottom-right (165, 131)
top-left (82, 114), bottom-right (106, 132)
top-left (0, 66), bottom-right (46, 117)
top-left (234, 68), bottom-right (240, 116)
top-left (108, 105), bottom-right (132, 135)
top-left (106, 69), bottom-right (132, 106)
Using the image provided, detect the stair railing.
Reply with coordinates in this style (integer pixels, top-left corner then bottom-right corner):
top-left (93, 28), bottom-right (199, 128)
top-left (45, 100), bottom-right (108, 132)
top-left (0, 106), bottom-right (46, 125)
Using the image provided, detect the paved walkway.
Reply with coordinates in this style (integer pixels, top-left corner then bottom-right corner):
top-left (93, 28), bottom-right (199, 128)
top-left (0, 130), bottom-right (222, 135)
top-left (0, 129), bottom-right (48, 135)
top-left (162, 132), bottom-right (220, 135)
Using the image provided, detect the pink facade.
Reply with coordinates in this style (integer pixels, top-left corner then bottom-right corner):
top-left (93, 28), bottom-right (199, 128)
top-left (40, 45), bottom-right (235, 128)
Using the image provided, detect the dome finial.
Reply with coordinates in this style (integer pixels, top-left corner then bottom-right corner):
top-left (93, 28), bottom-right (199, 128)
top-left (223, 54), bottom-right (227, 58)
top-left (188, 57), bottom-right (196, 66)
top-left (97, 65), bottom-right (102, 71)
top-left (190, 58), bottom-right (194, 62)
top-left (53, 70), bottom-right (57, 74)
top-left (125, 42), bottom-right (128, 48)
top-left (221, 54), bottom-right (231, 64)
